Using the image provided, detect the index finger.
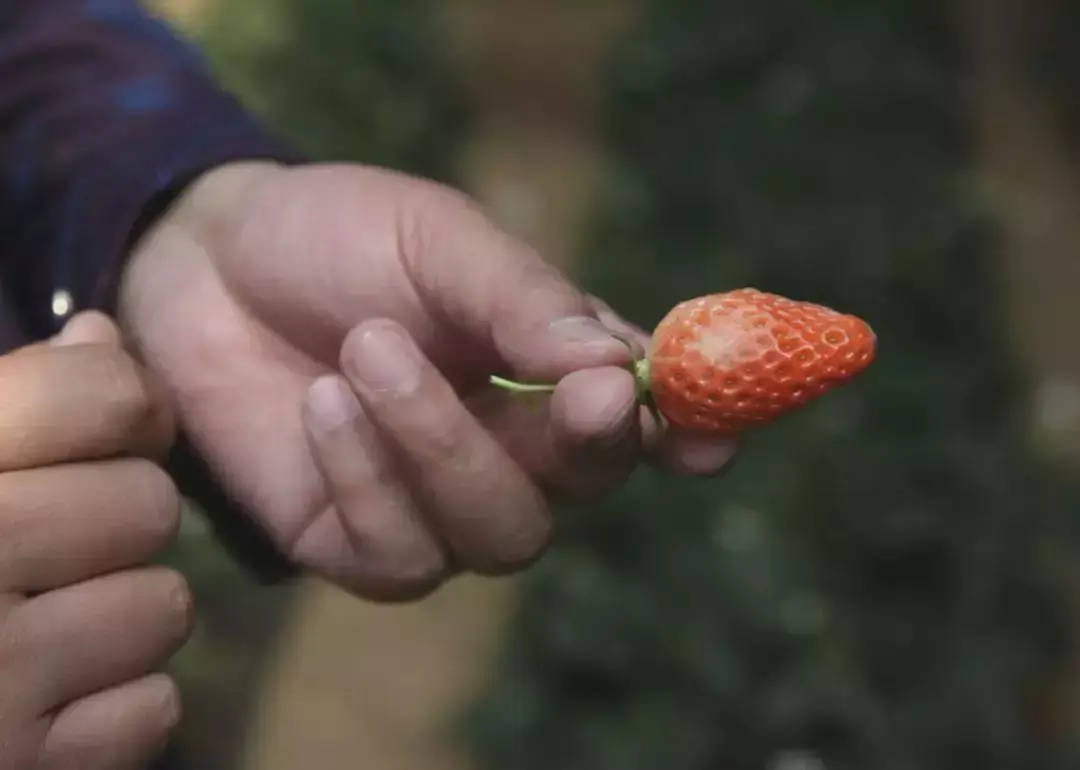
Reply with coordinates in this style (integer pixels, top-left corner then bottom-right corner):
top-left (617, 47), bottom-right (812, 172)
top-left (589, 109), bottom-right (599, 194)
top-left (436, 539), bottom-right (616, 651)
top-left (398, 181), bottom-right (631, 380)
top-left (0, 343), bottom-right (175, 471)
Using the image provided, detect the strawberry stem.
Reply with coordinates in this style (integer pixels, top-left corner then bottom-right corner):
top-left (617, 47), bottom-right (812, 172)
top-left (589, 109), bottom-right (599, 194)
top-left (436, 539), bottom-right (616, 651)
top-left (488, 375), bottom-right (558, 394)
top-left (633, 357), bottom-right (651, 401)
top-left (487, 335), bottom-right (663, 429)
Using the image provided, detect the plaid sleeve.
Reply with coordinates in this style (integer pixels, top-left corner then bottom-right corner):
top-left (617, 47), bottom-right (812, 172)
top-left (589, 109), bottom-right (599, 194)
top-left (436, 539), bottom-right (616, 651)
top-left (0, 0), bottom-right (302, 339)
top-left (0, 0), bottom-right (303, 583)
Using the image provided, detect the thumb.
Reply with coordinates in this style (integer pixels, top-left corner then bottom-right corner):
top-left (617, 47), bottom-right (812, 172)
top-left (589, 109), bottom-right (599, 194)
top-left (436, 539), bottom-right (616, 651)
top-left (402, 185), bottom-right (630, 380)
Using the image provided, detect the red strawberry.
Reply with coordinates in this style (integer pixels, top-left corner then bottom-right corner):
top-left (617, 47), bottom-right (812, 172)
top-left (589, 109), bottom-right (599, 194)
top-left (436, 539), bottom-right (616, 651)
top-left (646, 288), bottom-right (876, 433)
top-left (489, 288), bottom-right (877, 436)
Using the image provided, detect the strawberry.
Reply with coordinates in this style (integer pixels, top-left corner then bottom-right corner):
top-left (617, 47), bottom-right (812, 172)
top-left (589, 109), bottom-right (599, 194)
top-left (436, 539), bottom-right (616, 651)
top-left (645, 288), bottom-right (876, 433)
top-left (489, 288), bottom-right (877, 435)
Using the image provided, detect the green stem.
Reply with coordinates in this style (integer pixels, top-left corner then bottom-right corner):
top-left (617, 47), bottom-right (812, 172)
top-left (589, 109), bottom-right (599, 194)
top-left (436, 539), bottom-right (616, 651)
top-left (488, 375), bottom-right (558, 394)
top-left (488, 341), bottom-right (660, 429)
top-left (633, 357), bottom-right (651, 401)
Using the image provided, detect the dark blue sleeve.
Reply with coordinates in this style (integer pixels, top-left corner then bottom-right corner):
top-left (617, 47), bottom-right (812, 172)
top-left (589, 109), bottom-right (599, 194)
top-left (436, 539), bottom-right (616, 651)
top-left (0, 0), bottom-right (302, 339)
top-left (0, 0), bottom-right (303, 583)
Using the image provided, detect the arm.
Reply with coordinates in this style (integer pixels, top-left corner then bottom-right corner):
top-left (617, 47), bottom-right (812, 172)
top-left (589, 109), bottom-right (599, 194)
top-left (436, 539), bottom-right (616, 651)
top-left (0, 1), bottom-right (738, 601)
top-left (0, 0), bottom-right (299, 337)
top-left (0, 0), bottom-right (302, 581)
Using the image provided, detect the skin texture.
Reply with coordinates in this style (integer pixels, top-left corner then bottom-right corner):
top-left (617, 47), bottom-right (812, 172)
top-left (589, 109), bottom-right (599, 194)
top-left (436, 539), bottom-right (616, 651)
top-left (0, 312), bottom-right (192, 770)
top-left (119, 161), bottom-right (739, 600)
top-left (649, 288), bottom-right (877, 433)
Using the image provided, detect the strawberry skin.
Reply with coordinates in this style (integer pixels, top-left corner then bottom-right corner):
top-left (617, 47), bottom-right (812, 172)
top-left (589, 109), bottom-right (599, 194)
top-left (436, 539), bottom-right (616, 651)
top-left (647, 288), bottom-right (877, 434)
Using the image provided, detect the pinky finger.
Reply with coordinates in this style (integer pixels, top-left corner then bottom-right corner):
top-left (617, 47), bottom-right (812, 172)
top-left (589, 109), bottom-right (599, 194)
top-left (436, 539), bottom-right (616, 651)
top-left (39, 673), bottom-right (181, 770)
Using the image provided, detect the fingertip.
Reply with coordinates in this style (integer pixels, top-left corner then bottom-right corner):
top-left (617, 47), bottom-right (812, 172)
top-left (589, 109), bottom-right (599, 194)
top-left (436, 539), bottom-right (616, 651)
top-left (133, 672), bottom-right (183, 730)
top-left (657, 428), bottom-right (740, 476)
top-left (52, 310), bottom-right (121, 347)
top-left (304, 374), bottom-right (362, 435)
top-left (540, 367), bottom-right (641, 501)
top-left (550, 367), bottom-right (638, 447)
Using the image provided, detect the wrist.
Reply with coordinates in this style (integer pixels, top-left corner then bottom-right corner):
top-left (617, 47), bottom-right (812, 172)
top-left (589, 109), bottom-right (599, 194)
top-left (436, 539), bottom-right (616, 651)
top-left (116, 160), bottom-right (285, 350)
top-left (155, 160), bottom-right (285, 241)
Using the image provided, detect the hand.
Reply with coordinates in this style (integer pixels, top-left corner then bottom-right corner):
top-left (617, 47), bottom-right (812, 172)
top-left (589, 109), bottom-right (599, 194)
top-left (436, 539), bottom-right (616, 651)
top-left (120, 161), bottom-right (737, 600)
top-left (0, 312), bottom-right (191, 770)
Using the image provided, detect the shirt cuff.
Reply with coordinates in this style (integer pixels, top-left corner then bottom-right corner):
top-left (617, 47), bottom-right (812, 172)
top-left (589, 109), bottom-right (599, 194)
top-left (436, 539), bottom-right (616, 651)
top-left (35, 95), bottom-right (306, 584)
top-left (23, 99), bottom-right (305, 337)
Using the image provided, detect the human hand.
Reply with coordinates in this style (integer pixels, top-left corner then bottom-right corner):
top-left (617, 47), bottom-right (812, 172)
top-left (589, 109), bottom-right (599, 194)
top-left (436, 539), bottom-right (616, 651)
top-left (120, 161), bottom-right (738, 600)
top-left (0, 312), bottom-right (191, 770)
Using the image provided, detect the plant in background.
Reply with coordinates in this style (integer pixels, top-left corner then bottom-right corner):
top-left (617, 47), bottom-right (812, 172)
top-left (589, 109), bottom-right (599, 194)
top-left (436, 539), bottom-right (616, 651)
top-left (200, 0), bottom-right (465, 173)
top-left (193, 0), bottom-right (1080, 767)
top-left (467, 1), bottom-right (1080, 768)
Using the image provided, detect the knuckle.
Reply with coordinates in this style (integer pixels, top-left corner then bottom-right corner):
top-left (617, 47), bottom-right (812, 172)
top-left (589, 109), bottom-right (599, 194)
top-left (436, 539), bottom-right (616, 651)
top-left (396, 183), bottom-right (464, 258)
top-left (411, 180), bottom-right (483, 231)
top-left (396, 181), bottom-right (499, 279)
top-left (329, 443), bottom-right (396, 506)
top-left (418, 409), bottom-right (471, 468)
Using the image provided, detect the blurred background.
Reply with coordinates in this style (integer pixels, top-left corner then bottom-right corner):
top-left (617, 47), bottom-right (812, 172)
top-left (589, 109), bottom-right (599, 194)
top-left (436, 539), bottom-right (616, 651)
top-left (144, 0), bottom-right (1080, 768)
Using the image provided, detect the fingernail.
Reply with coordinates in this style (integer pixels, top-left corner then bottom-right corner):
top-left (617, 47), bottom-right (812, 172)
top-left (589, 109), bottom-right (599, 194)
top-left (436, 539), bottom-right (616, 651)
top-left (306, 376), bottom-right (361, 430)
top-left (345, 323), bottom-right (422, 393)
top-left (549, 316), bottom-right (625, 352)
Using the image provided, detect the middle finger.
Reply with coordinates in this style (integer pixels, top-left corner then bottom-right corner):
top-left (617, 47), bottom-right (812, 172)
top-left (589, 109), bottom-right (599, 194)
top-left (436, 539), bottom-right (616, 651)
top-left (340, 319), bottom-right (551, 574)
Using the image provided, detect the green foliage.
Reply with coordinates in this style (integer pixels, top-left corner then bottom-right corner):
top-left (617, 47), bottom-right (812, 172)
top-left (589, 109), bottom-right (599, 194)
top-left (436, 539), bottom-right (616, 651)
top-left (1035, 1), bottom-right (1080, 160)
top-left (465, 2), bottom-right (1080, 768)
top-left (200, 0), bottom-right (466, 174)
top-left (197, 1), bottom-right (1080, 767)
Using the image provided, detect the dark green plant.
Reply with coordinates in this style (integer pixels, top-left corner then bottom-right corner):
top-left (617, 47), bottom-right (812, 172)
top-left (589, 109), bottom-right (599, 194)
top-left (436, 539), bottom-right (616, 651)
top-left (466, 2), bottom-right (1080, 768)
top-left (1033, 0), bottom-right (1080, 158)
top-left (200, 0), bottom-right (465, 174)
top-left (195, 1), bottom-right (1080, 767)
